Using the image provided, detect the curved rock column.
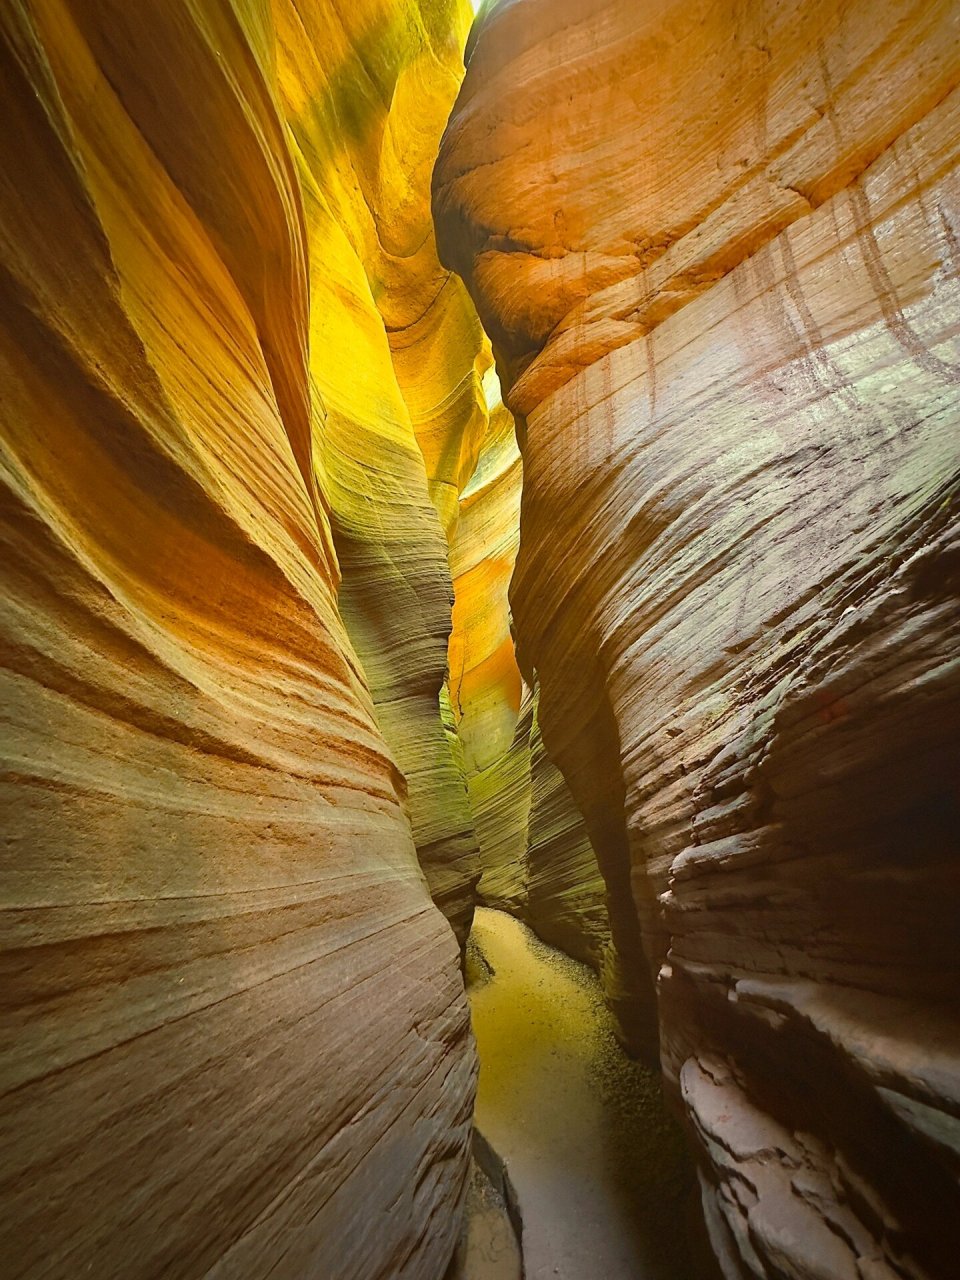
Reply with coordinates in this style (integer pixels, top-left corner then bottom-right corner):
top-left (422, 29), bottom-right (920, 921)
top-left (274, 0), bottom-right (489, 941)
top-left (448, 372), bottom-right (613, 978)
top-left (435, 1), bottom-right (960, 1275)
top-left (0, 2), bottom-right (479, 1275)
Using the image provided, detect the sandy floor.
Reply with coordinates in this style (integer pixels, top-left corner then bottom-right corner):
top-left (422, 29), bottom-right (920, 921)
top-left (466, 908), bottom-right (697, 1280)
top-left (447, 1156), bottom-right (523, 1280)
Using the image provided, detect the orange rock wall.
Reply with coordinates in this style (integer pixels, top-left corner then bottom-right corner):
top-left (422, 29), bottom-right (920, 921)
top-left (0, 1), bottom-right (480, 1275)
top-left (436, 1), bottom-right (960, 1275)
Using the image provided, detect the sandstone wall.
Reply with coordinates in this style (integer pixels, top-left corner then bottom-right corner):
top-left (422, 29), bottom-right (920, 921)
top-left (0, 1), bottom-right (481, 1275)
top-left (448, 377), bottom-right (527, 907)
top-left (447, 384), bottom-right (611, 976)
top-left (277, 0), bottom-right (488, 940)
top-left (436, 1), bottom-right (960, 1275)
top-left (525, 698), bottom-right (609, 975)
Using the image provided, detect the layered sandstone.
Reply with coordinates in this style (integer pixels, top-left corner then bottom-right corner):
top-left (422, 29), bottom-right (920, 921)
top-left (0, 2), bottom-right (481, 1275)
top-left (447, 384), bottom-right (611, 976)
top-left (279, 0), bottom-right (489, 940)
top-left (525, 699), bottom-right (609, 974)
top-left (449, 369), bottom-right (523, 781)
top-left (436, 2), bottom-right (960, 1276)
top-left (448, 374), bottom-right (527, 908)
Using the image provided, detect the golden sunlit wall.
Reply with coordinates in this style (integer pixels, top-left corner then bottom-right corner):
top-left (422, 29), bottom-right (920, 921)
top-left (446, 370), bottom-right (528, 899)
top-left (272, 0), bottom-right (495, 938)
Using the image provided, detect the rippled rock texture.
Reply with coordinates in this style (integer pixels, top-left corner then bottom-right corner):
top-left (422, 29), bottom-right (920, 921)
top-left (296, 0), bottom-right (490, 942)
top-left (0, 1), bottom-right (484, 1275)
top-left (436, 1), bottom-right (960, 1276)
top-left (447, 390), bottom-right (612, 982)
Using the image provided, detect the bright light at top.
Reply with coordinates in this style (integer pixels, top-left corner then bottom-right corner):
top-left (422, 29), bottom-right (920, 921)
top-left (482, 365), bottom-right (503, 413)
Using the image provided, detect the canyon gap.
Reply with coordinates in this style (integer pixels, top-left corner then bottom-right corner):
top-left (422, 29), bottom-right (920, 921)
top-left (0, 1), bottom-right (958, 1278)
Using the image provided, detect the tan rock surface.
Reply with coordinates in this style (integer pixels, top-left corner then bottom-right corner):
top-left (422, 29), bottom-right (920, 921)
top-left (447, 377), bottom-right (610, 979)
top-left (0, 1), bottom-right (480, 1275)
top-left (436, 1), bottom-right (960, 1275)
top-left (525, 696), bottom-right (609, 975)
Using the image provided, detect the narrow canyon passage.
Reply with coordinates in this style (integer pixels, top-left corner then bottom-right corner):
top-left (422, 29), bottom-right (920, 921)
top-left (1, 1), bottom-right (958, 1278)
top-left (466, 909), bottom-right (696, 1280)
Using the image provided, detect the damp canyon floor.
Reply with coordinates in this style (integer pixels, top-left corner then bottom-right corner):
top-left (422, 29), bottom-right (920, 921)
top-left (465, 908), bottom-right (700, 1280)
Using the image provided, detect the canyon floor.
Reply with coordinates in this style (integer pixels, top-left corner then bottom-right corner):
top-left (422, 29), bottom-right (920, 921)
top-left (466, 909), bottom-right (700, 1279)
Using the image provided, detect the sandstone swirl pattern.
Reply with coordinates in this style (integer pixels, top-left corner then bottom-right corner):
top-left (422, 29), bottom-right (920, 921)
top-left (435, 2), bottom-right (960, 1276)
top-left (280, 0), bottom-right (490, 941)
top-left (447, 380), bottom-right (613, 988)
top-left (0, 2), bottom-right (482, 1276)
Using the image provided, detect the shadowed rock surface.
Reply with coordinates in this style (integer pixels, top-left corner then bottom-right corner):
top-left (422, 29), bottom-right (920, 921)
top-left (436, 2), bottom-right (960, 1276)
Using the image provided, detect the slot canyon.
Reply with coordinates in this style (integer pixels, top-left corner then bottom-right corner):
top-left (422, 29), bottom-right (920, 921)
top-left (0, 0), bottom-right (958, 1276)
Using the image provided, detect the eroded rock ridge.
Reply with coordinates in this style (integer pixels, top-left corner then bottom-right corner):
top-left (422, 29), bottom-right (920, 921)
top-left (0, 1), bottom-right (490, 1275)
top-left (435, 2), bottom-right (960, 1276)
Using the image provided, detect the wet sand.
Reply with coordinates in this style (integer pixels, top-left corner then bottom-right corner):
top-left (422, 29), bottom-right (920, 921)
top-left (466, 908), bottom-right (697, 1280)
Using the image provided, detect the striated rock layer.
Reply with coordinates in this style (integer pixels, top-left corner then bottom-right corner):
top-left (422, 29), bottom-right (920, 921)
top-left (436, 1), bottom-right (960, 1276)
top-left (278, 0), bottom-right (489, 942)
top-left (447, 379), bottom-right (611, 977)
top-left (448, 373), bottom-right (527, 910)
top-left (0, 1), bottom-right (482, 1276)
top-left (525, 693), bottom-right (609, 975)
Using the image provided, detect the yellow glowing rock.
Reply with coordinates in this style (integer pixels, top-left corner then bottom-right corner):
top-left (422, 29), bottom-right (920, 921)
top-left (276, 0), bottom-right (487, 940)
top-left (445, 361), bottom-right (609, 974)
top-left (449, 373), bottom-right (523, 771)
top-left (0, 1), bottom-right (478, 1274)
top-left (446, 371), bottom-right (533, 916)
